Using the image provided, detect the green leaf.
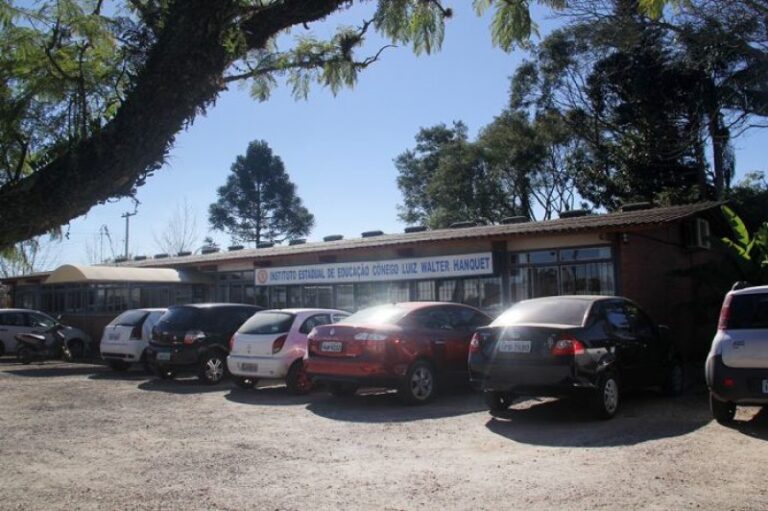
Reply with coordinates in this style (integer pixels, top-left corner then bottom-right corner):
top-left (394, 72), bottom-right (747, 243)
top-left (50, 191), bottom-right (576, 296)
top-left (721, 205), bottom-right (751, 249)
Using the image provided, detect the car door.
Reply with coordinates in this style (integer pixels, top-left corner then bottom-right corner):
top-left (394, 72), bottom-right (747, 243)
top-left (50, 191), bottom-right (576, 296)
top-left (623, 302), bottom-right (666, 384)
top-left (445, 306), bottom-right (491, 373)
top-left (0, 311), bottom-right (33, 354)
top-left (408, 307), bottom-right (456, 373)
top-left (603, 300), bottom-right (644, 387)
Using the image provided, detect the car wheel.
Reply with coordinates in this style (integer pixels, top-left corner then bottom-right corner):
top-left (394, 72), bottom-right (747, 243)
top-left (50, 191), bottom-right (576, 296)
top-left (17, 346), bottom-right (33, 365)
top-left (484, 391), bottom-right (515, 412)
top-left (68, 339), bottom-right (85, 360)
top-left (710, 392), bottom-right (736, 424)
top-left (328, 382), bottom-right (358, 397)
top-left (198, 352), bottom-right (227, 385)
top-left (399, 360), bottom-right (437, 405)
top-left (286, 360), bottom-right (313, 395)
top-left (663, 361), bottom-right (685, 397)
top-left (108, 360), bottom-right (130, 371)
top-left (233, 376), bottom-right (257, 390)
top-left (592, 373), bottom-right (620, 420)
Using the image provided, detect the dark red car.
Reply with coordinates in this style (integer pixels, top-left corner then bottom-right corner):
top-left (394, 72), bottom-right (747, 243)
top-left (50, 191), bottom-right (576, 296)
top-left (305, 302), bottom-right (491, 404)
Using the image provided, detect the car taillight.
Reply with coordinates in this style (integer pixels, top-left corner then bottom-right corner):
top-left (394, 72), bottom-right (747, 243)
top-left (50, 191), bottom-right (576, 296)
top-left (718, 294), bottom-right (733, 331)
top-left (272, 335), bottom-right (287, 354)
top-left (469, 332), bottom-right (482, 354)
top-left (130, 325), bottom-right (142, 340)
top-left (551, 335), bottom-right (585, 356)
top-left (183, 330), bottom-right (205, 345)
top-left (354, 331), bottom-right (389, 355)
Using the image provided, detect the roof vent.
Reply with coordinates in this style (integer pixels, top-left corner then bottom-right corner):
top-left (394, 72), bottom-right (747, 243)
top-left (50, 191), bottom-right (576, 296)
top-left (323, 234), bottom-right (343, 242)
top-left (154, 253), bottom-right (169, 259)
top-left (177, 251), bottom-right (191, 257)
top-left (288, 239), bottom-right (306, 246)
top-left (450, 221), bottom-right (477, 229)
top-left (228, 245), bottom-right (244, 251)
top-left (621, 202), bottom-right (653, 212)
top-left (559, 209), bottom-right (591, 219)
top-left (501, 216), bottom-right (529, 224)
top-left (361, 230), bottom-right (384, 238)
top-left (200, 247), bottom-right (220, 255)
top-left (256, 242), bottom-right (274, 249)
top-left (133, 255), bottom-right (147, 261)
top-left (404, 225), bottom-right (428, 234)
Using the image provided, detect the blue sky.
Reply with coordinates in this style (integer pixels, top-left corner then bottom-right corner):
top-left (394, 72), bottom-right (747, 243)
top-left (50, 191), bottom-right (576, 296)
top-left (47, 2), bottom-right (768, 267)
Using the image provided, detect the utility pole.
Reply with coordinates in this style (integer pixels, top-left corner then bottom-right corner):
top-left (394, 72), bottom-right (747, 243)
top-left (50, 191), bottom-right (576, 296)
top-left (121, 211), bottom-right (137, 260)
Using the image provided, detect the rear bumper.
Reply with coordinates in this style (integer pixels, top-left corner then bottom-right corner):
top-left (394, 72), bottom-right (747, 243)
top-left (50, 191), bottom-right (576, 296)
top-left (145, 345), bottom-right (199, 372)
top-left (706, 354), bottom-right (768, 405)
top-left (469, 358), bottom-right (597, 396)
top-left (227, 354), bottom-right (293, 379)
top-left (305, 357), bottom-right (402, 388)
top-left (100, 342), bottom-right (145, 362)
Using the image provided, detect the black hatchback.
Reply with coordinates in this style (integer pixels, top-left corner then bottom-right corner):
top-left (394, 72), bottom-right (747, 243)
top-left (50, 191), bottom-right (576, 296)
top-left (146, 303), bottom-right (261, 384)
top-left (468, 296), bottom-right (683, 419)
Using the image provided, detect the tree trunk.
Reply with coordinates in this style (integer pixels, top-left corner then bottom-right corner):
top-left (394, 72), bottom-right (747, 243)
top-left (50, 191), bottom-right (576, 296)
top-left (0, 0), bottom-right (346, 249)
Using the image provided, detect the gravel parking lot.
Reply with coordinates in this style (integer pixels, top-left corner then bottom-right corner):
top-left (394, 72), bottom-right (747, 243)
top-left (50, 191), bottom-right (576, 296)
top-left (1, 360), bottom-right (767, 510)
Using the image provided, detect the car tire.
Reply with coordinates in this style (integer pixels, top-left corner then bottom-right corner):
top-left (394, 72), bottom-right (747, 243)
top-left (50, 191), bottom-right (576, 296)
top-left (710, 392), bottom-right (736, 424)
top-left (17, 346), bottom-right (33, 365)
top-left (663, 360), bottom-right (685, 397)
top-left (198, 352), bottom-right (227, 385)
top-left (68, 339), bottom-right (85, 360)
top-left (591, 372), bottom-right (620, 420)
top-left (286, 360), bottom-right (313, 395)
top-left (108, 360), bottom-right (130, 371)
top-left (328, 382), bottom-right (358, 397)
top-left (399, 360), bottom-right (437, 405)
top-left (484, 391), bottom-right (515, 412)
top-left (233, 376), bottom-right (257, 390)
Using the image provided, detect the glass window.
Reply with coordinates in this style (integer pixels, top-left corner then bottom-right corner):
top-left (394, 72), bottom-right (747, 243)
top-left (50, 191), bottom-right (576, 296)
top-left (387, 282), bottom-right (409, 303)
top-left (493, 297), bottom-right (592, 327)
top-left (270, 286), bottom-right (288, 309)
top-left (304, 286), bottom-right (333, 308)
top-left (437, 280), bottom-right (460, 302)
top-left (560, 263), bottom-right (614, 296)
top-left (560, 246), bottom-right (612, 262)
top-left (108, 310), bottom-right (149, 327)
top-left (28, 312), bottom-right (56, 328)
top-left (339, 304), bottom-right (410, 326)
top-left (0, 311), bottom-right (27, 327)
top-left (335, 285), bottom-right (355, 311)
top-left (238, 311), bottom-right (295, 335)
top-left (728, 293), bottom-right (768, 330)
top-left (604, 301), bottom-right (632, 334)
top-left (287, 286), bottom-right (302, 308)
top-left (254, 287), bottom-right (269, 308)
top-left (412, 281), bottom-right (435, 301)
top-left (410, 307), bottom-right (453, 330)
top-left (299, 314), bottom-right (331, 334)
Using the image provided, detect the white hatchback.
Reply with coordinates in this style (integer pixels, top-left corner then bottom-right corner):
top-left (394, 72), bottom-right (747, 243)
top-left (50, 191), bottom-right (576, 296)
top-left (100, 308), bottom-right (166, 371)
top-left (228, 308), bottom-right (348, 393)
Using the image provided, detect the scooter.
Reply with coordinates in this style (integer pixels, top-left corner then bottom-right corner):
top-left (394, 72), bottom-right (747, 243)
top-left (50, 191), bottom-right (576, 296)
top-left (15, 324), bottom-right (73, 365)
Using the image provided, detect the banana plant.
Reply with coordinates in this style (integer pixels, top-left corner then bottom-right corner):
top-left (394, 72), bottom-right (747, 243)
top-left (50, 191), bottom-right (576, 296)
top-left (719, 205), bottom-right (768, 283)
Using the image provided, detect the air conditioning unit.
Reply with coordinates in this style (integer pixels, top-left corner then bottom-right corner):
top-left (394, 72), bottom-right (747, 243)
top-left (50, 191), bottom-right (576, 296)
top-left (684, 218), bottom-right (711, 250)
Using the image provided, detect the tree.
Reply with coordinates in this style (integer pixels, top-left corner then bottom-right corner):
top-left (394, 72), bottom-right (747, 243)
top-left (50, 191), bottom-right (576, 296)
top-left (0, 0), bottom-right (570, 249)
top-left (153, 198), bottom-right (200, 255)
top-left (0, 237), bottom-right (60, 278)
top-left (209, 140), bottom-right (314, 245)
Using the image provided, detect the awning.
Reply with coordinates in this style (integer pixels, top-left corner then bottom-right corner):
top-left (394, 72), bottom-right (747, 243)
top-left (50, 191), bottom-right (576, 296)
top-left (44, 264), bottom-right (212, 285)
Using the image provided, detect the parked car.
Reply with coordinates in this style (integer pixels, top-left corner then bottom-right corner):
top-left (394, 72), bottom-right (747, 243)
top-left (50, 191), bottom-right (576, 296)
top-left (305, 302), bottom-right (491, 404)
top-left (707, 285), bottom-right (768, 424)
top-left (227, 308), bottom-right (349, 393)
top-left (146, 303), bottom-right (262, 384)
top-left (0, 308), bottom-right (90, 359)
top-left (100, 308), bottom-right (166, 371)
top-left (468, 296), bottom-right (684, 419)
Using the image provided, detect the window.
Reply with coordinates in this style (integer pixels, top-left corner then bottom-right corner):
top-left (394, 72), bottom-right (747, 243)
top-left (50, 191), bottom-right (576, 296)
top-left (603, 301), bottom-right (632, 336)
top-left (412, 281), bottom-right (435, 301)
top-left (411, 307), bottom-right (453, 330)
top-left (437, 280), bottom-right (459, 302)
top-left (239, 311), bottom-right (295, 335)
top-left (335, 285), bottom-right (355, 311)
top-left (299, 314), bottom-right (331, 334)
top-left (728, 293), bottom-right (768, 330)
top-left (0, 312), bottom-right (27, 327)
top-left (510, 246), bottom-right (614, 301)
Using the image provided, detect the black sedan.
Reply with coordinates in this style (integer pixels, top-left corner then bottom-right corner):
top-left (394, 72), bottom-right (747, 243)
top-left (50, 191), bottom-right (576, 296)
top-left (468, 296), bottom-right (684, 419)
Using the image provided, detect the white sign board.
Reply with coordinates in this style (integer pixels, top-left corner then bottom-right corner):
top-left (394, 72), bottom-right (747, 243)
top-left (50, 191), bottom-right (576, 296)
top-left (254, 252), bottom-right (494, 286)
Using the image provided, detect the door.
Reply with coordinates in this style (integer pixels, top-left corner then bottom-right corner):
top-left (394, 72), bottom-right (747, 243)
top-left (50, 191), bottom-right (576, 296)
top-left (603, 300), bottom-right (644, 387)
top-left (408, 307), bottom-right (456, 373)
top-left (0, 311), bottom-right (33, 353)
top-left (623, 302), bottom-right (666, 384)
top-left (445, 306), bottom-right (491, 372)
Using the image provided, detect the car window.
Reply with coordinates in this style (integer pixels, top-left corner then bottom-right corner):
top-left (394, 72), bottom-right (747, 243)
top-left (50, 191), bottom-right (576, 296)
top-left (330, 312), bottom-right (349, 323)
top-left (728, 293), bottom-right (768, 329)
top-left (604, 302), bottom-right (632, 336)
top-left (157, 306), bottom-right (202, 329)
top-left (108, 310), bottom-right (149, 327)
top-left (239, 311), bottom-right (295, 335)
top-left (623, 302), bottom-right (655, 338)
top-left (339, 305), bottom-right (409, 326)
top-left (492, 298), bottom-right (591, 327)
top-left (216, 307), bottom-right (260, 332)
top-left (446, 307), bottom-right (490, 331)
top-left (410, 308), bottom-right (453, 330)
top-left (28, 312), bottom-right (57, 329)
top-left (299, 314), bottom-right (331, 334)
top-left (0, 312), bottom-right (27, 327)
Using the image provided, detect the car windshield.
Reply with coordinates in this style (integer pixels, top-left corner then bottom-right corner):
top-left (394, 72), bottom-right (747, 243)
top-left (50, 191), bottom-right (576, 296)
top-left (238, 311), bottom-right (295, 335)
top-left (108, 310), bottom-right (149, 327)
top-left (492, 298), bottom-right (591, 327)
top-left (156, 306), bottom-right (202, 329)
top-left (728, 293), bottom-right (768, 329)
top-left (338, 305), bottom-right (410, 326)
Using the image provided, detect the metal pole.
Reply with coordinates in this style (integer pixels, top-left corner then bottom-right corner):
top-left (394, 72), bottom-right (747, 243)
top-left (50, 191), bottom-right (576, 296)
top-left (121, 211), bottom-right (137, 260)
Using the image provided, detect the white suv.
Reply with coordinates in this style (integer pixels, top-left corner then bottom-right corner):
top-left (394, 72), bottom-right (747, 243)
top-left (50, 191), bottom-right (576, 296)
top-left (706, 285), bottom-right (768, 423)
top-left (228, 309), bottom-right (348, 394)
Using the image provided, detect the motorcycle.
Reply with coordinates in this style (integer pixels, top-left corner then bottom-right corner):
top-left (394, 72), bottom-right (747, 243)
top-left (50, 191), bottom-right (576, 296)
top-left (15, 324), bottom-right (73, 365)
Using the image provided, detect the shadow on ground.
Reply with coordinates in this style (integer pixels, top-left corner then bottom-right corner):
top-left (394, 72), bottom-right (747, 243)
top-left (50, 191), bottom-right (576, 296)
top-left (3, 362), bottom-right (108, 378)
top-left (486, 391), bottom-right (712, 447)
top-left (305, 387), bottom-right (487, 423)
top-left (88, 369), bottom-right (152, 382)
top-left (137, 376), bottom-right (234, 395)
top-left (224, 383), bottom-right (316, 407)
top-left (724, 406), bottom-right (768, 441)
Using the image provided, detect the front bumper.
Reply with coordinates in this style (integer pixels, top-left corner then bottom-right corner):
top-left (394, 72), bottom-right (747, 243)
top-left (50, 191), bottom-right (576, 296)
top-left (706, 354), bottom-right (768, 405)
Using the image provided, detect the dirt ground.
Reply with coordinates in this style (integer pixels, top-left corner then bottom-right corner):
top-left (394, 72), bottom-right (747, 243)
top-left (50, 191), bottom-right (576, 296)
top-left (0, 360), bottom-right (767, 511)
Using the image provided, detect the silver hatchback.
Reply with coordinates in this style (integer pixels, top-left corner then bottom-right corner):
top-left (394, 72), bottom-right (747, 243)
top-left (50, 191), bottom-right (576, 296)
top-left (706, 285), bottom-right (768, 423)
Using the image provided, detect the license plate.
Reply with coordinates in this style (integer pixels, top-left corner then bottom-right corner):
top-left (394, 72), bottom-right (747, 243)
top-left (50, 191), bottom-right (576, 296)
top-left (321, 341), bottom-right (342, 353)
top-left (241, 363), bottom-right (259, 372)
top-left (498, 340), bottom-right (531, 353)
top-left (156, 351), bottom-right (171, 361)
top-left (763, 379), bottom-right (768, 394)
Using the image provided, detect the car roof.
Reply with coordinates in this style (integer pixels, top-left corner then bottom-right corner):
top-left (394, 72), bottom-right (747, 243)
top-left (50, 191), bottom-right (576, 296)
top-left (267, 308), bottom-right (349, 314)
top-left (168, 303), bottom-right (261, 309)
top-left (730, 285), bottom-right (768, 296)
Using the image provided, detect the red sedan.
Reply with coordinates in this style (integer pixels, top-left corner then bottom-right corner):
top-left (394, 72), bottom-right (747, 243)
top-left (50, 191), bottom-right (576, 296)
top-left (305, 302), bottom-right (491, 404)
